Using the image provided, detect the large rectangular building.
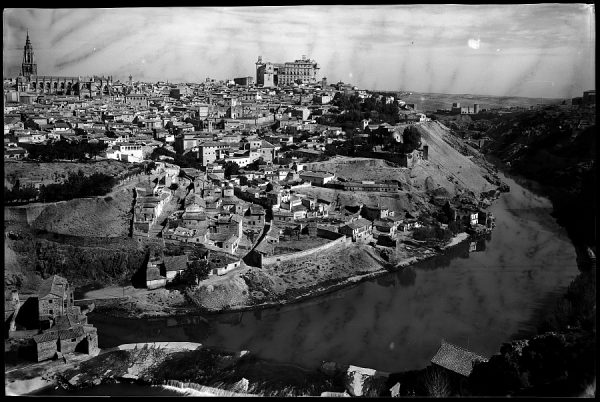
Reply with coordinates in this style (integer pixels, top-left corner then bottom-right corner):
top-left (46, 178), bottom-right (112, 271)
top-left (255, 55), bottom-right (319, 87)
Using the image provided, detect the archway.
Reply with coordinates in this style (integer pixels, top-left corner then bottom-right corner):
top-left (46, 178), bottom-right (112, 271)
top-left (75, 337), bottom-right (89, 354)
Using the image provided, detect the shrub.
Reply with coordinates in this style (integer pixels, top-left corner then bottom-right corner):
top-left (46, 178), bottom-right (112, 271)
top-left (422, 366), bottom-right (451, 397)
top-left (413, 226), bottom-right (453, 242)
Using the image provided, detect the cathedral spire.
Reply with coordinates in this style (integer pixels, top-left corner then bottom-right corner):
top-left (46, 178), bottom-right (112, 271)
top-left (21, 29), bottom-right (37, 78)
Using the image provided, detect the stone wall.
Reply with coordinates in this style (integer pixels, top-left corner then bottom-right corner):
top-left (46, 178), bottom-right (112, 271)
top-left (87, 331), bottom-right (100, 356)
top-left (36, 340), bottom-right (57, 362)
top-left (261, 235), bottom-right (350, 266)
top-left (59, 336), bottom-right (83, 355)
top-left (8, 329), bottom-right (39, 339)
top-left (317, 227), bottom-right (344, 240)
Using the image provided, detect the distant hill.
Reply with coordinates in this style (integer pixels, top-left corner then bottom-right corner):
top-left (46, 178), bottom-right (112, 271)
top-left (397, 92), bottom-right (564, 113)
top-left (482, 107), bottom-right (596, 248)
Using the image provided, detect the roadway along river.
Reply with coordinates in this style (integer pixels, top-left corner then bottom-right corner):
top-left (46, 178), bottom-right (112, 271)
top-left (87, 172), bottom-right (579, 373)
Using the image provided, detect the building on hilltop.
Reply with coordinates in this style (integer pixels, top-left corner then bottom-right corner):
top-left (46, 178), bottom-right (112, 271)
top-left (450, 102), bottom-right (479, 115)
top-left (21, 30), bottom-right (37, 77)
top-left (15, 31), bottom-right (114, 97)
top-left (255, 55), bottom-right (320, 87)
top-left (233, 76), bottom-right (255, 86)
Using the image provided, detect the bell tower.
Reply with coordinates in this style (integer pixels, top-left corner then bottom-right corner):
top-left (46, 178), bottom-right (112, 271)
top-left (21, 30), bottom-right (37, 78)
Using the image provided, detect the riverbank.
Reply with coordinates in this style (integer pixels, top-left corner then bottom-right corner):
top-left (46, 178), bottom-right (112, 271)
top-left (91, 231), bottom-right (472, 319)
top-left (43, 343), bottom-right (343, 397)
top-left (5, 351), bottom-right (99, 396)
top-left (50, 170), bottom-right (588, 396)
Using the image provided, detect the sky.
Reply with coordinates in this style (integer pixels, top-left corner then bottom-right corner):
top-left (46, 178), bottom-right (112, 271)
top-left (3, 5), bottom-right (595, 98)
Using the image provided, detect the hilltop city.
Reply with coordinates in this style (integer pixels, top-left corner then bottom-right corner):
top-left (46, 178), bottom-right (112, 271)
top-left (4, 30), bottom-right (596, 397)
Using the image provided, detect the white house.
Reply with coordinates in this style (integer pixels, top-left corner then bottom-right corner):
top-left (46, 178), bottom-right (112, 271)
top-left (106, 143), bottom-right (144, 163)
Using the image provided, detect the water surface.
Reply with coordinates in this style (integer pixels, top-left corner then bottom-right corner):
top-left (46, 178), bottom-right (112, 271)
top-left (88, 173), bottom-right (578, 373)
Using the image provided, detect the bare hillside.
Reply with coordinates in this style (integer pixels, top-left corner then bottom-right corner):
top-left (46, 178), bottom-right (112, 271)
top-left (304, 121), bottom-right (496, 204)
top-left (31, 187), bottom-right (133, 237)
top-left (410, 121), bottom-right (496, 195)
top-left (306, 157), bottom-right (409, 182)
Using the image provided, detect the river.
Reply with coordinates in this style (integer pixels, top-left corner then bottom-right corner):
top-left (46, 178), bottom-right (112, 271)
top-left (84, 173), bottom-right (578, 375)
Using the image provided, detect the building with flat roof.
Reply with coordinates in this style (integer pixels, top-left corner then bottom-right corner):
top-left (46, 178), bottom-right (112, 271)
top-left (255, 55), bottom-right (319, 87)
top-left (233, 76), bottom-right (254, 86)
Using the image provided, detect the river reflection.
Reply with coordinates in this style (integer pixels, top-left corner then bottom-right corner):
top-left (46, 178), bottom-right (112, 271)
top-left (89, 174), bottom-right (578, 373)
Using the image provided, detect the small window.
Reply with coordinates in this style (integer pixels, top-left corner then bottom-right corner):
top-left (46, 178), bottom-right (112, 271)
top-left (71, 338), bottom-right (76, 342)
top-left (49, 309), bottom-right (53, 315)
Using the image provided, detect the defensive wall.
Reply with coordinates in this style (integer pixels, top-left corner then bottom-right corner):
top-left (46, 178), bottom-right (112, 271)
top-left (261, 232), bottom-right (350, 267)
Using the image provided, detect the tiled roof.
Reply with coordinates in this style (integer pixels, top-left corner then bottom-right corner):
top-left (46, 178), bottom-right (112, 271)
top-left (33, 325), bottom-right (86, 343)
top-left (38, 275), bottom-right (69, 299)
top-left (53, 314), bottom-right (81, 329)
top-left (344, 218), bottom-right (372, 230)
top-left (430, 341), bottom-right (488, 377)
top-left (163, 255), bottom-right (189, 272)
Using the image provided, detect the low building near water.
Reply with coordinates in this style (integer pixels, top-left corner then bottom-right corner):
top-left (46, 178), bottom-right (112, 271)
top-left (11, 275), bottom-right (102, 362)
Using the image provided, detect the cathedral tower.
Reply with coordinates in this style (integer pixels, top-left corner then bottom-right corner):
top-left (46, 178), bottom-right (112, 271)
top-left (21, 30), bottom-right (37, 77)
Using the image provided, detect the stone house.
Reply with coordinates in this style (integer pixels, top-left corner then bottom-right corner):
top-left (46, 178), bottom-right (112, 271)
top-left (339, 218), bottom-right (373, 242)
top-left (244, 204), bottom-right (266, 233)
top-left (298, 170), bottom-right (335, 186)
top-left (26, 275), bottom-right (100, 362)
top-left (181, 208), bottom-right (208, 230)
top-left (374, 219), bottom-right (397, 237)
top-left (207, 251), bottom-right (242, 276)
top-left (38, 275), bottom-right (74, 328)
top-left (163, 255), bottom-right (189, 283)
top-left (362, 205), bottom-right (392, 220)
top-left (33, 324), bottom-right (99, 362)
top-left (146, 258), bottom-right (167, 290)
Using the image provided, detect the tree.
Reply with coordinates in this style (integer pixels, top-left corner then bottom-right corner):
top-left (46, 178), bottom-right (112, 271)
top-left (403, 126), bottom-right (422, 153)
top-left (23, 118), bottom-right (40, 130)
top-left (223, 161), bottom-right (240, 179)
top-left (246, 157), bottom-right (265, 171)
top-left (144, 161), bottom-right (156, 174)
top-left (178, 259), bottom-right (210, 286)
